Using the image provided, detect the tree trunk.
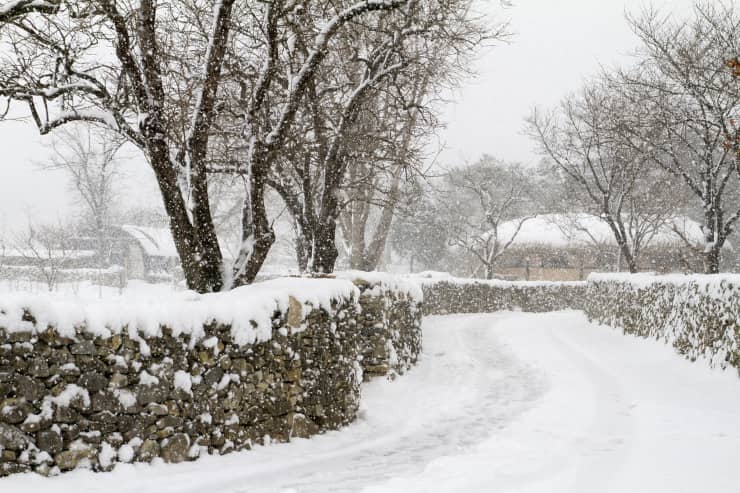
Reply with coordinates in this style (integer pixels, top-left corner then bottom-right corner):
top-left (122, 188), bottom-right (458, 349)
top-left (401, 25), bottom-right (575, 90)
top-left (347, 194), bottom-right (368, 269)
top-left (618, 242), bottom-right (638, 273)
top-left (294, 228), bottom-right (312, 273)
top-left (703, 246), bottom-right (721, 274)
top-left (605, 217), bottom-right (638, 274)
top-left (147, 141), bottom-right (219, 293)
top-left (361, 172), bottom-right (402, 271)
top-left (232, 159), bottom-right (276, 287)
top-left (702, 209), bottom-right (723, 274)
top-left (311, 219), bottom-right (339, 274)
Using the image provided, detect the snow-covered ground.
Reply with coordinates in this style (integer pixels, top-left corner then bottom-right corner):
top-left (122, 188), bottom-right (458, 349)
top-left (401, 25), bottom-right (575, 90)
top-left (0, 279), bottom-right (182, 299)
top-left (4, 311), bottom-right (740, 492)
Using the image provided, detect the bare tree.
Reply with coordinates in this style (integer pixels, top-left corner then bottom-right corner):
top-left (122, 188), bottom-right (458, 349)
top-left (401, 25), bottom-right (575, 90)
top-left (0, 0), bottom-right (242, 292)
top-left (11, 221), bottom-right (76, 291)
top-left (337, 73), bottom-right (436, 272)
top-left (42, 126), bottom-right (124, 271)
top-left (612, 2), bottom-right (740, 273)
top-left (443, 157), bottom-right (538, 279)
top-left (258, 0), bottom-right (497, 274)
top-left (212, 0), bottom-right (413, 285)
top-left (537, 156), bottom-right (692, 271)
top-left (527, 79), bottom-right (662, 273)
top-left (0, 0), bottom-right (420, 291)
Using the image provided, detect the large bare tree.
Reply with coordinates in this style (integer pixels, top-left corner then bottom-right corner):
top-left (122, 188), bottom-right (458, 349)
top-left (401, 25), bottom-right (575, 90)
top-left (612, 2), bottom-right (740, 273)
top-left (258, 0), bottom-right (497, 274)
top-left (528, 79), bottom-right (665, 273)
top-left (0, 0), bottom-right (410, 291)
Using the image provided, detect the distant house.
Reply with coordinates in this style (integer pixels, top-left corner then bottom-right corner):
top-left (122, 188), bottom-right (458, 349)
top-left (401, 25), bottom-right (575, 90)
top-left (0, 225), bottom-right (185, 286)
top-left (487, 213), bottom-right (723, 280)
top-left (113, 225), bottom-right (181, 281)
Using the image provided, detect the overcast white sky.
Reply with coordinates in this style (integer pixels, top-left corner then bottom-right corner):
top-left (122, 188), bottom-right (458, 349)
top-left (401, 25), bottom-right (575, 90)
top-left (0, 0), bottom-right (698, 230)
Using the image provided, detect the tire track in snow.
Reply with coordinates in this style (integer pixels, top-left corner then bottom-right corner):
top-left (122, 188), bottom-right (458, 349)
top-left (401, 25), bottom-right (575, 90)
top-left (189, 314), bottom-right (547, 493)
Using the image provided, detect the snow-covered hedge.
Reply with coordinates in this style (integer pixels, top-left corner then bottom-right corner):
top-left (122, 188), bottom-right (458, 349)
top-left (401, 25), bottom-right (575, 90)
top-left (0, 277), bottom-right (422, 476)
top-left (415, 274), bottom-right (587, 315)
top-left (584, 273), bottom-right (740, 372)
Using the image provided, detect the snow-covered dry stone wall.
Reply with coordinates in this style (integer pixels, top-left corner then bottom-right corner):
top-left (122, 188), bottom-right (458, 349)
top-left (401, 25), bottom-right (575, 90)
top-left (584, 273), bottom-right (740, 373)
top-left (338, 272), bottom-right (423, 379)
top-left (415, 274), bottom-right (587, 315)
top-left (0, 276), bottom-right (422, 477)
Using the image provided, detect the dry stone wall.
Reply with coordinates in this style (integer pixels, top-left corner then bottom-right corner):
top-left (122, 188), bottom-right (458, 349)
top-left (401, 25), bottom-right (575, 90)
top-left (584, 274), bottom-right (740, 373)
top-left (338, 272), bottom-right (423, 379)
top-left (0, 276), bottom-right (423, 477)
top-left (418, 277), bottom-right (587, 315)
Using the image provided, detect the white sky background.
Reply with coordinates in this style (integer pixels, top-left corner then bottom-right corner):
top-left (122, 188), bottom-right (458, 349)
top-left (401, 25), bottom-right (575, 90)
top-left (0, 0), bottom-right (699, 231)
top-left (438, 0), bottom-right (696, 166)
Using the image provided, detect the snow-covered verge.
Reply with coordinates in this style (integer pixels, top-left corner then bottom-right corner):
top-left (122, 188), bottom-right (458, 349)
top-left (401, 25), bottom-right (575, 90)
top-left (0, 277), bottom-right (423, 477)
top-left (0, 265), bottom-right (125, 288)
top-left (415, 275), bottom-right (586, 315)
top-left (585, 273), bottom-right (740, 373)
top-left (336, 271), bottom-right (423, 379)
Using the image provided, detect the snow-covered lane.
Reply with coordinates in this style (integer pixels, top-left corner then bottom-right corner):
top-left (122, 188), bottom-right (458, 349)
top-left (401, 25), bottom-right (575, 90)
top-left (4, 311), bottom-right (740, 492)
top-left (371, 312), bottom-right (740, 493)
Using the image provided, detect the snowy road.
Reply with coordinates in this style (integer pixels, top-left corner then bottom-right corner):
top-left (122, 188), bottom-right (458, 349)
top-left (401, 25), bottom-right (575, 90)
top-left (6, 311), bottom-right (740, 492)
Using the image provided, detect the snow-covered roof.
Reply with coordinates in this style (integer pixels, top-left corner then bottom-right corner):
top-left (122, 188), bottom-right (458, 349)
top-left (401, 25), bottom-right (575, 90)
top-left (495, 213), bottom-right (709, 249)
top-left (120, 225), bottom-right (179, 258)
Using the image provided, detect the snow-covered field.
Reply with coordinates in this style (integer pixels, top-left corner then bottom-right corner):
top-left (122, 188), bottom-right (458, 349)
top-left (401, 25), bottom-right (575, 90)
top-left (4, 311), bottom-right (740, 492)
top-left (0, 279), bottom-right (182, 300)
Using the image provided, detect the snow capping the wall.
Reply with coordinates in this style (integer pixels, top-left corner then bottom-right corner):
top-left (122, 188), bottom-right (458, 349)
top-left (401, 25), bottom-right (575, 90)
top-left (585, 273), bottom-right (740, 373)
top-left (0, 278), bottom-right (359, 345)
top-left (0, 276), bottom-right (422, 477)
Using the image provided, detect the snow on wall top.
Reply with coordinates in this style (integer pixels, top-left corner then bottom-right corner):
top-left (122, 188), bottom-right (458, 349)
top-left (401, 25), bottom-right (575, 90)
top-left (587, 272), bottom-right (740, 288)
top-left (495, 213), bottom-right (708, 249)
top-left (0, 278), bottom-right (360, 345)
top-left (406, 271), bottom-right (587, 287)
top-left (335, 270), bottom-right (424, 302)
top-left (120, 225), bottom-right (180, 258)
